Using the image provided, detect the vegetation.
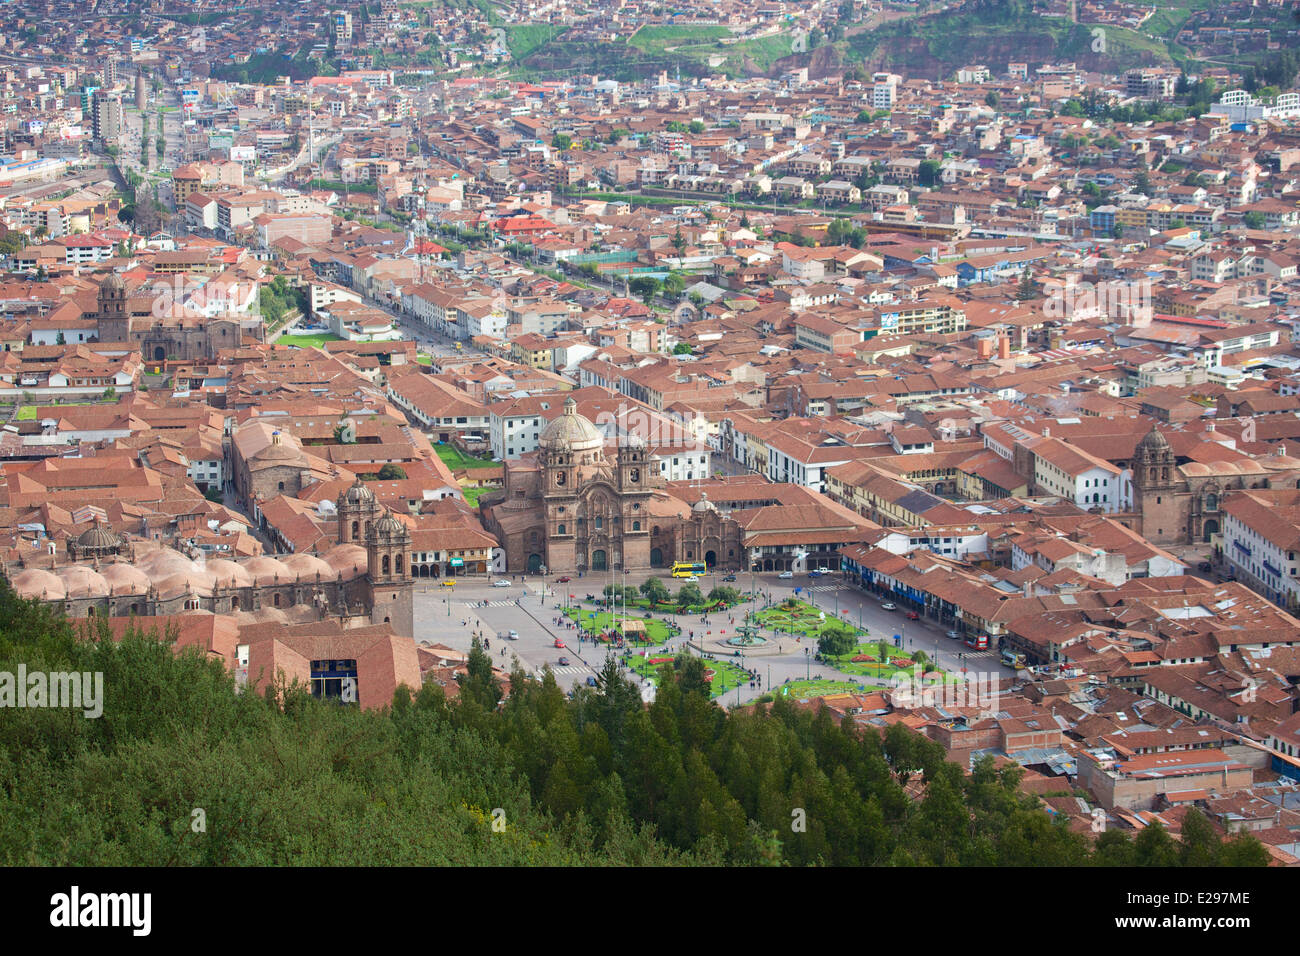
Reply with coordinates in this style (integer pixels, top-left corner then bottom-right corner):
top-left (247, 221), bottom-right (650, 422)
top-left (0, 581), bottom-right (1270, 866)
top-left (433, 444), bottom-right (497, 470)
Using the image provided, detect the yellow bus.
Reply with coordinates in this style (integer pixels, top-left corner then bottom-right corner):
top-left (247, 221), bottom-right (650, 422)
top-left (670, 561), bottom-right (705, 578)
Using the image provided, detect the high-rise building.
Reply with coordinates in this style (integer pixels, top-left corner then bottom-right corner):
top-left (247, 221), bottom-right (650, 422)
top-left (91, 90), bottom-right (122, 147)
top-left (333, 10), bottom-right (353, 46)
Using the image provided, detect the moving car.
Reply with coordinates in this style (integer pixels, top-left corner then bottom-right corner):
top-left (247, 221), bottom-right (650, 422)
top-left (778, 570), bottom-right (794, 579)
top-left (946, 630), bottom-right (961, 641)
top-left (553, 639), bottom-right (565, 649)
top-left (722, 574), bottom-right (736, 582)
top-left (808, 568), bottom-right (827, 577)
top-left (492, 579), bottom-right (511, 588)
top-left (881, 602), bottom-right (897, 611)
top-left (506, 630), bottom-right (519, 641)
top-left (558, 656), bottom-right (571, 666)
top-left (556, 576), bottom-right (571, 583)
top-left (906, 611), bottom-right (920, 621)
top-left (439, 579), bottom-right (455, 588)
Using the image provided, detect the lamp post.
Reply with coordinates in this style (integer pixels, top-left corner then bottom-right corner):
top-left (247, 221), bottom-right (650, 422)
top-left (804, 647), bottom-right (810, 681)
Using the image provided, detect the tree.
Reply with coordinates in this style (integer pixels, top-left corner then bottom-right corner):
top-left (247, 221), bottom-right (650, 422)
top-left (672, 226), bottom-right (686, 255)
top-left (377, 464), bottom-right (407, 480)
top-left (672, 342), bottom-right (693, 355)
top-left (984, 91), bottom-right (1000, 109)
top-left (707, 586), bottom-right (741, 606)
top-left (639, 577), bottom-right (670, 605)
top-left (676, 582), bottom-right (704, 609)
top-left (1243, 211), bottom-right (1265, 230)
top-left (1015, 266), bottom-right (1036, 301)
top-left (551, 133), bottom-right (572, 151)
top-left (628, 276), bottom-right (661, 305)
top-left (918, 160), bottom-right (942, 189)
top-left (816, 623), bottom-right (857, 658)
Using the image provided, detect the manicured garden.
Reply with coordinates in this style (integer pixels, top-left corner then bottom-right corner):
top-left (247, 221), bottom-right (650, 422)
top-left (629, 653), bottom-right (753, 699)
top-left (756, 598), bottom-right (866, 640)
top-left (771, 679), bottom-right (869, 702)
top-left (563, 608), bottom-right (678, 646)
top-left (819, 643), bottom-right (956, 684)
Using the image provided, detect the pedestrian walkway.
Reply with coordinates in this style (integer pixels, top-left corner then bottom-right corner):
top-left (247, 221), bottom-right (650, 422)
top-left (463, 599), bottom-right (519, 608)
top-left (540, 665), bottom-right (592, 677)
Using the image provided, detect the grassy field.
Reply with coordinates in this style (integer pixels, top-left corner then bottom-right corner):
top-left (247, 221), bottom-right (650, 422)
top-left (629, 23), bottom-right (734, 55)
top-left (416, 355), bottom-right (433, 366)
top-left (277, 333), bottom-right (342, 348)
top-left (434, 444), bottom-right (497, 470)
top-left (459, 485), bottom-right (497, 507)
top-left (772, 679), bottom-right (867, 702)
top-left (504, 24), bottom-right (568, 60)
top-left (15, 406), bottom-right (36, 421)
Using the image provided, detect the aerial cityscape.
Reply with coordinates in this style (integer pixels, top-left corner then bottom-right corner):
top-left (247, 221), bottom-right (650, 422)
top-left (0, 0), bottom-right (1299, 879)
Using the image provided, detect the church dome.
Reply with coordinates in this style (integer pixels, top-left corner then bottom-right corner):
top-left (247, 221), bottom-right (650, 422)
top-left (343, 476), bottom-right (376, 504)
top-left (100, 562), bottom-right (151, 595)
top-left (1137, 427), bottom-right (1170, 453)
top-left (76, 521), bottom-right (122, 553)
top-left (371, 510), bottom-right (406, 537)
top-left (539, 397), bottom-right (604, 453)
top-left (100, 272), bottom-right (126, 292)
top-left (12, 568), bottom-right (65, 600)
top-left (1263, 442), bottom-right (1300, 470)
top-left (56, 565), bottom-right (111, 599)
top-left (692, 491), bottom-right (717, 513)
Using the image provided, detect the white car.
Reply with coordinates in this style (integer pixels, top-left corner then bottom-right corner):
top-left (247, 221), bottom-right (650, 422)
top-left (778, 570), bottom-right (794, 579)
top-left (492, 579), bottom-right (511, 588)
top-left (506, 630), bottom-right (519, 640)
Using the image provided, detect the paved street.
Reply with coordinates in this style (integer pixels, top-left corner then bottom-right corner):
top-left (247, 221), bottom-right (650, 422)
top-left (414, 570), bottom-right (1012, 708)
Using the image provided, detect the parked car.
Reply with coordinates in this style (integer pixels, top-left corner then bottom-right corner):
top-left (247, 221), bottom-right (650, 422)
top-left (881, 602), bottom-right (897, 611)
top-left (506, 630), bottom-right (519, 641)
top-left (945, 630), bottom-right (961, 641)
top-left (808, 568), bottom-right (826, 577)
top-left (722, 573), bottom-right (736, 582)
top-left (906, 610), bottom-right (920, 620)
top-left (558, 656), bottom-right (571, 666)
top-left (778, 570), bottom-right (794, 579)
top-left (492, 579), bottom-right (511, 588)
top-left (1197, 561), bottom-right (1212, 572)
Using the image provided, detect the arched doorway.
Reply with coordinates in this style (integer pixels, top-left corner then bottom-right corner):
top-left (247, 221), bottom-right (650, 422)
top-left (591, 549), bottom-right (607, 572)
top-left (704, 550), bottom-right (717, 568)
top-left (526, 553), bottom-right (543, 573)
top-left (1203, 519), bottom-right (1219, 543)
top-left (650, 547), bottom-right (663, 567)
top-left (153, 345), bottom-right (166, 363)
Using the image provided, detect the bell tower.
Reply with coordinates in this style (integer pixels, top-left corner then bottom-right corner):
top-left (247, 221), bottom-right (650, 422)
top-left (365, 509), bottom-right (413, 636)
top-left (337, 475), bottom-right (380, 543)
top-left (96, 273), bottom-right (131, 343)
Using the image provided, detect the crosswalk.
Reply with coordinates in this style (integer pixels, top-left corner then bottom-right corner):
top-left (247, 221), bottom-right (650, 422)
top-left (541, 665), bottom-right (591, 676)
top-left (463, 599), bottom-right (519, 608)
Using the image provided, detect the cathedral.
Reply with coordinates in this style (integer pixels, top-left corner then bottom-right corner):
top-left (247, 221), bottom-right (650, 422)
top-left (1132, 426), bottom-right (1300, 546)
top-left (95, 272), bottom-right (264, 363)
top-left (9, 478), bottom-right (414, 636)
top-left (486, 398), bottom-right (743, 574)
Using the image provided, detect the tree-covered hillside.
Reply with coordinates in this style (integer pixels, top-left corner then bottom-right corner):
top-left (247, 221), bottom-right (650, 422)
top-left (0, 579), bottom-right (1270, 866)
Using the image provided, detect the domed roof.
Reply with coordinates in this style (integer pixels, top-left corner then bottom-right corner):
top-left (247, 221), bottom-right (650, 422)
top-left (1138, 427), bottom-right (1170, 452)
top-left (100, 562), bottom-right (151, 595)
top-left (371, 510), bottom-right (407, 538)
top-left (243, 556), bottom-right (291, 586)
top-left (135, 547), bottom-right (199, 579)
top-left (12, 568), bottom-right (65, 600)
top-left (76, 520), bottom-right (121, 552)
top-left (56, 565), bottom-right (110, 599)
top-left (283, 553), bottom-right (335, 581)
top-left (205, 558), bottom-right (254, 589)
top-left (322, 544), bottom-right (367, 580)
top-left (154, 569), bottom-right (217, 600)
top-left (100, 272), bottom-right (125, 291)
top-left (343, 476), bottom-right (376, 504)
top-left (1263, 442), bottom-right (1300, 470)
top-left (692, 491), bottom-right (717, 513)
top-left (539, 397), bottom-right (604, 453)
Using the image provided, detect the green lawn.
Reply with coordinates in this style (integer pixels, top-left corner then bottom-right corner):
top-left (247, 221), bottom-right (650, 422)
top-left (459, 485), bottom-right (497, 507)
top-left (416, 355), bottom-right (433, 366)
top-left (772, 679), bottom-right (867, 702)
top-left (629, 23), bottom-right (733, 55)
top-left (15, 406), bottom-right (36, 421)
top-left (564, 608), bottom-right (679, 646)
top-left (757, 600), bottom-right (865, 640)
top-left (434, 444), bottom-right (497, 470)
top-left (630, 653), bottom-right (753, 699)
top-left (821, 643), bottom-right (956, 684)
top-left (277, 333), bottom-right (342, 348)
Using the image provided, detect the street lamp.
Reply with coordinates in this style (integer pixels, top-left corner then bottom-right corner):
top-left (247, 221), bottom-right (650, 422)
top-left (804, 647), bottom-right (810, 681)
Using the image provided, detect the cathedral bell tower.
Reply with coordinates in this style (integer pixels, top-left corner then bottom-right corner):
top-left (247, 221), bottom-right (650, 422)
top-left (365, 509), bottom-right (413, 636)
top-left (97, 272), bottom-right (131, 344)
